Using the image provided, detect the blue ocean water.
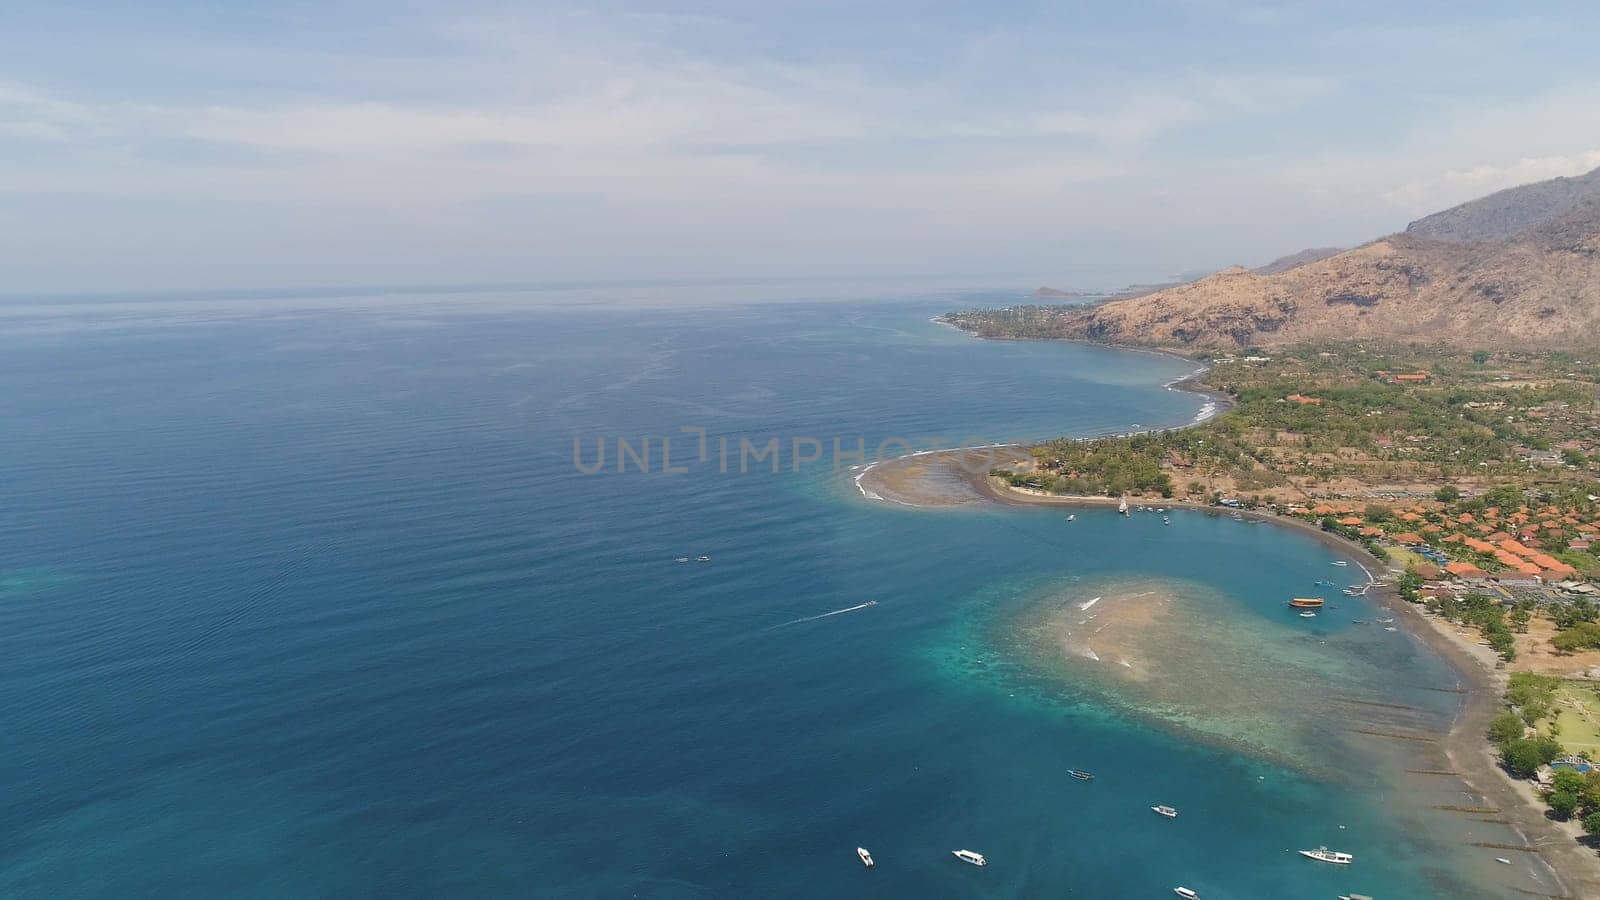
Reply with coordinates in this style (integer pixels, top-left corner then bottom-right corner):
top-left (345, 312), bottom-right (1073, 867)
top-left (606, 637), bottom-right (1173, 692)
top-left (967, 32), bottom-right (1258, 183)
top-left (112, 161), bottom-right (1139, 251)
top-left (0, 286), bottom-right (1531, 897)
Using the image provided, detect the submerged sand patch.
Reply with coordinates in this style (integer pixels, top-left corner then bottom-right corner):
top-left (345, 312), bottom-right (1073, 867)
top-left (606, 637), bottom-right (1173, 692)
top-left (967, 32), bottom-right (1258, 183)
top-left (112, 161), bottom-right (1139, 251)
top-left (1000, 575), bottom-right (1447, 768)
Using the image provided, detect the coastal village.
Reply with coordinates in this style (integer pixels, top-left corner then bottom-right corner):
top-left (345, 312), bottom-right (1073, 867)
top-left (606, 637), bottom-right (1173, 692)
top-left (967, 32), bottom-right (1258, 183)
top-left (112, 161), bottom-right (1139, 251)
top-left (961, 337), bottom-right (1600, 846)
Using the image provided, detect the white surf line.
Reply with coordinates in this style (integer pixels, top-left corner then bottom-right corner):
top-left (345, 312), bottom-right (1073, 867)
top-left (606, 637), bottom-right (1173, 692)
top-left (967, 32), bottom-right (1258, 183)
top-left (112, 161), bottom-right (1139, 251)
top-left (768, 600), bottom-right (879, 629)
top-left (1353, 560), bottom-right (1379, 585)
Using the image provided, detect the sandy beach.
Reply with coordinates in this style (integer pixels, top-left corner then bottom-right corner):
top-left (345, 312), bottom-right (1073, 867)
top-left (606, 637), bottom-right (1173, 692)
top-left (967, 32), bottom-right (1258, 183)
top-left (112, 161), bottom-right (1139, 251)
top-left (856, 447), bottom-right (1600, 897)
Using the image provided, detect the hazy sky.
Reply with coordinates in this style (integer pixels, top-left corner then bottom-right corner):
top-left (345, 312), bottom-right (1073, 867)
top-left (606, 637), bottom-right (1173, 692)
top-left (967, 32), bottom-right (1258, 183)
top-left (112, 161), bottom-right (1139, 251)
top-left (5, 1), bottom-right (1600, 293)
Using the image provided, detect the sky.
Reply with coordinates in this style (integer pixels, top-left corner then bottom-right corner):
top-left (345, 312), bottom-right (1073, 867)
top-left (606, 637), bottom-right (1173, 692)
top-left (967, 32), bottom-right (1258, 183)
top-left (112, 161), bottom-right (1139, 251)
top-left (4, 1), bottom-right (1600, 294)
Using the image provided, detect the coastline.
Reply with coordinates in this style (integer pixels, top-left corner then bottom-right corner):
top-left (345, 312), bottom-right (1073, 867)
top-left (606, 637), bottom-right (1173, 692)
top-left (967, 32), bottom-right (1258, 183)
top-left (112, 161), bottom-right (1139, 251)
top-left (852, 332), bottom-right (1600, 895)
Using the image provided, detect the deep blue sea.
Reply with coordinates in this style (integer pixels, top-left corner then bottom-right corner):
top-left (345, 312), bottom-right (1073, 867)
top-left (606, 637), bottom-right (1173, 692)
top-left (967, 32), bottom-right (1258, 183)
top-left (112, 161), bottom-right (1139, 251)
top-left (0, 283), bottom-right (1548, 897)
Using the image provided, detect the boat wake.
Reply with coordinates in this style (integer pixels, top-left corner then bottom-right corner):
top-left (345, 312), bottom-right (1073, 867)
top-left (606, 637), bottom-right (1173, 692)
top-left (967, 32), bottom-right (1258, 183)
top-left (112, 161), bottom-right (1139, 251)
top-left (769, 600), bottom-right (879, 629)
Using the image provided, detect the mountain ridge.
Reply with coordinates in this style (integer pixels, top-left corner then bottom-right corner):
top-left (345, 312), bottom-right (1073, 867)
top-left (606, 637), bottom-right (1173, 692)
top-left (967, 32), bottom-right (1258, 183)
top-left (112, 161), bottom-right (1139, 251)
top-left (1031, 165), bottom-right (1600, 351)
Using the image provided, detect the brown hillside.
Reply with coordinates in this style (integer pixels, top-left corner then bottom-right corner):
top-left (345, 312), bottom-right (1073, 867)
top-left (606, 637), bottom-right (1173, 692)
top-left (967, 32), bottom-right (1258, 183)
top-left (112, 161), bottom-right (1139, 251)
top-left (1053, 172), bottom-right (1600, 351)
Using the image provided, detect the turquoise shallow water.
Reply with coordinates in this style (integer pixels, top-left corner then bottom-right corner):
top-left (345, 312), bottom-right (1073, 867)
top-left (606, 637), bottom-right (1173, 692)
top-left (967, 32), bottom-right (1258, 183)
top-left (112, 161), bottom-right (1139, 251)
top-left (0, 286), bottom-right (1541, 897)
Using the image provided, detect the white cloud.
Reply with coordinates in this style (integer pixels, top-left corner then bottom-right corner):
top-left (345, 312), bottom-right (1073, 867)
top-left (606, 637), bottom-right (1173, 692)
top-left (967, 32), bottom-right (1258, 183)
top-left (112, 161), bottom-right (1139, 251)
top-left (1381, 150), bottom-right (1600, 210)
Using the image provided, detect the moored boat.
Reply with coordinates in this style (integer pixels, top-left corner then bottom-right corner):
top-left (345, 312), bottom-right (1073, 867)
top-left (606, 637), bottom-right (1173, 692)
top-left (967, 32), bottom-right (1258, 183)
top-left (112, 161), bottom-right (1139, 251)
top-left (1299, 846), bottom-right (1353, 864)
top-left (1289, 597), bottom-right (1325, 609)
top-left (1331, 560), bottom-right (1349, 567)
top-left (952, 849), bottom-right (986, 867)
top-left (1175, 888), bottom-right (1199, 899)
top-left (1152, 805), bottom-right (1177, 818)
top-left (857, 847), bottom-right (873, 867)
top-left (1068, 769), bottom-right (1095, 781)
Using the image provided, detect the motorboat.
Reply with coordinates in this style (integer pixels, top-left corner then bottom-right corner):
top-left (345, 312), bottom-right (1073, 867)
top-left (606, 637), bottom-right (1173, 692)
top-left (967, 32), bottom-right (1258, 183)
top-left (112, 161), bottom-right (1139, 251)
top-left (1152, 805), bottom-right (1178, 818)
top-left (952, 849), bottom-right (986, 867)
top-left (857, 847), bottom-right (873, 868)
top-left (1299, 847), bottom-right (1353, 864)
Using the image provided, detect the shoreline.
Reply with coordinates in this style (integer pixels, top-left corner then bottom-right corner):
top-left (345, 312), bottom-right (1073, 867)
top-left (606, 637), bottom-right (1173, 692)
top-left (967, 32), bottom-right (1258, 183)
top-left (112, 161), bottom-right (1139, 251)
top-left (852, 331), bottom-right (1600, 895)
top-left (973, 475), bottom-right (1600, 896)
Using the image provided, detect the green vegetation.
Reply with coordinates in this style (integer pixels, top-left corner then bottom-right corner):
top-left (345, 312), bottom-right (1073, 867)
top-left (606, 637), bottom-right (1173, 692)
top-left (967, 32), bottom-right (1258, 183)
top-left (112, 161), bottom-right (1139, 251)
top-left (1002, 434), bottom-right (1175, 497)
top-left (1553, 622), bottom-right (1600, 654)
top-left (1434, 593), bottom-right (1516, 661)
top-left (1495, 674), bottom-right (1564, 778)
top-left (1492, 675), bottom-right (1600, 824)
top-left (1508, 673), bottom-right (1561, 724)
top-left (971, 342), bottom-right (1600, 525)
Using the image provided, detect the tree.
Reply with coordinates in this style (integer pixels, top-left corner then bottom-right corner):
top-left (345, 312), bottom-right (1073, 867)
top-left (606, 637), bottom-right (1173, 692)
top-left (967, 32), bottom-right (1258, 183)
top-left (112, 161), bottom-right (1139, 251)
top-left (1584, 809), bottom-right (1600, 837)
top-left (1472, 350), bottom-right (1491, 365)
top-left (1510, 607), bottom-right (1532, 633)
top-left (1488, 711), bottom-right (1525, 745)
top-left (1501, 735), bottom-right (1562, 778)
top-left (1434, 485), bottom-right (1461, 503)
top-left (1548, 767), bottom-right (1586, 820)
top-left (1551, 767), bottom-right (1586, 795)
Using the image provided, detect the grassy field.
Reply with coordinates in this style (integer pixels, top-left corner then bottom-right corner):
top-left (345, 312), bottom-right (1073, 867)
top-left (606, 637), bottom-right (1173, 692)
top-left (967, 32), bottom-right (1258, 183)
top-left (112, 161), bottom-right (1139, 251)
top-left (1541, 681), bottom-right (1600, 757)
top-left (1385, 546), bottom-right (1432, 569)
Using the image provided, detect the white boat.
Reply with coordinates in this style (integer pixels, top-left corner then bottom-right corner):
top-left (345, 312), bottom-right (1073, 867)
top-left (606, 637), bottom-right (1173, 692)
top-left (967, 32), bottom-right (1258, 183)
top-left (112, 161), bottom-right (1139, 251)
top-left (1300, 611), bottom-right (1317, 618)
top-left (1067, 514), bottom-right (1076, 522)
top-left (1299, 846), bottom-right (1353, 865)
top-left (1339, 895), bottom-right (1374, 900)
top-left (1175, 888), bottom-right (1199, 899)
top-left (857, 847), bottom-right (874, 868)
top-left (952, 849), bottom-right (987, 867)
top-left (1495, 857), bottom-right (1511, 865)
top-left (675, 557), bottom-right (689, 563)
top-left (696, 555), bottom-right (711, 562)
top-left (1331, 561), bottom-right (1349, 567)
top-left (1152, 805), bottom-right (1178, 818)
top-left (1118, 497), bottom-right (1129, 516)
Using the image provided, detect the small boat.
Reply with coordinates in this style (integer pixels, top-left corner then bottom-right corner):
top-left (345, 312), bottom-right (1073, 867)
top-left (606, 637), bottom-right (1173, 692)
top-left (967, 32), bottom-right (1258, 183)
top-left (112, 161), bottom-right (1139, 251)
top-left (1163, 517), bottom-right (1171, 525)
top-left (696, 555), bottom-right (711, 562)
top-left (857, 847), bottom-right (874, 868)
top-left (1339, 895), bottom-right (1374, 900)
top-left (1066, 514), bottom-right (1076, 522)
top-left (1299, 847), bottom-right (1353, 865)
top-left (675, 557), bottom-right (690, 563)
top-left (1300, 611), bottom-right (1317, 618)
top-left (1175, 889), bottom-right (1199, 899)
top-left (1384, 626), bottom-right (1398, 632)
top-left (1152, 805), bottom-right (1178, 818)
top-left (1315, 579), bottom-right (1335, 587)
top-left (1495, 857), bottom-right (1511, 865)
top-left (1289, 598), bottom-right (1325, 609)
top-left (1068, 769), bottom-right (1095, 781)
top-left (1118, 497), bottom-right (1129, 516)
top-left (1331, 561), bottom-right (1349, 567)
top-left (952, 849), bottom-right (987, 867)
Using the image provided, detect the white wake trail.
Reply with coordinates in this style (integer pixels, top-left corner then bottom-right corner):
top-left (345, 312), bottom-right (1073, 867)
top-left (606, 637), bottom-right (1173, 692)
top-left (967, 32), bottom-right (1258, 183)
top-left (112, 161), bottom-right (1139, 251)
top-left (769, 600), bottom-right (879, 629)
